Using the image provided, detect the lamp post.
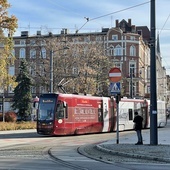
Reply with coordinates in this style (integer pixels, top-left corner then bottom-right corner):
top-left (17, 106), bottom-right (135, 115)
top-left (150, 0), bottom-right (157, 145)
top-left (49, 46), bottom-right (69, 93)
top-left (50, 49), bottom-right (54, 93)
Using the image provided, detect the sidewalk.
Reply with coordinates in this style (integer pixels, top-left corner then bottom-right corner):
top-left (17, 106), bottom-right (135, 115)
top-left (77, 122), bottom-right (170, 163)
top-left (96, 129), bottom-right (170, 163)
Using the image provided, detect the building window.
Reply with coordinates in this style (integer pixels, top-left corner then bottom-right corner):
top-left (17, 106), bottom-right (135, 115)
top-left (83, 46), bottom-right (88, 55)
top-left (30, 64), bottom-right (36, 76)
top-left (114, 45), bottom-right (122, 56)
top-left (31, 86), bottom-right (36, 93)
top-left (9, 49), bottom-right (15, 58)
top-left (129, 81), bottom-right (136, 97)
top-left (39, 64), bottom-right (45, 76)
top-left (96, 36), bottom-right (101, 41)
top-left (84, 36), bottom-right (90, 42)
top-left (72, 67), bottom-right (78, 75)
top-left (147, 66), bottom-right (150, 79)
top-left (30, 40), bottom-right (35, 45)
top-left (73, 38), bottom-right (78, 43)
top-left (30, 49), bottom-right (36, 58)
top-left (20, 40), bottom-right (25, 45)
top-left (40, 86), bottom-right (46, 93)
top-left (129, 62), bottom-right (136, 77)
top-left (130, 45), bottom-right (136, 56)
top-left (19, 48), bottom-right (25, 58)
top-left (112, 34), bottom-right (118, 41)
top-left (130, 36), bottom-right (135, 40)
top-left (40, 47), bottom-right (46, 58)
top-left (8, 85), bottom-right (14, 93)
top-left (9, 66), bottom-right (15, 76)
top-left (114, 61), bottom-right (122, 71)
top-left (109, 46), bottom-right (114, 56)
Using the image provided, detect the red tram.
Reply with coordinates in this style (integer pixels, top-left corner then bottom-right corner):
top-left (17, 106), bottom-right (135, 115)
top-left (36, 93), bottom-right (167, 135)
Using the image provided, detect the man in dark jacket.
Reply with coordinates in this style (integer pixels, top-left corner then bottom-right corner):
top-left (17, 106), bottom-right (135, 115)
top-left (133, 111), bottom-right (143, 145)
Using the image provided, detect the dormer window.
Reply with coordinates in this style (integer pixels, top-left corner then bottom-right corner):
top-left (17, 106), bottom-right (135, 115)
top-left (112, 35), bottom-right (118, 41)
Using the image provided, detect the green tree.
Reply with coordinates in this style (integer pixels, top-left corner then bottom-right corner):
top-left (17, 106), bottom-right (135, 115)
top-left (12, 60), bottom-right (33, 120)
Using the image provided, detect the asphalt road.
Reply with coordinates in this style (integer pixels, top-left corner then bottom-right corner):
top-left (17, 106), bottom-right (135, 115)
top-left (0, 123), bottom-right (170, 170)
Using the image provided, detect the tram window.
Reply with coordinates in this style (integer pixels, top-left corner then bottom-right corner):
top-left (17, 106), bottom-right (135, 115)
top-left (64, 103), bottom-right (68, 119)
top-left (98, 108), bottom-right (102, 122)
top-left (129, 109), bottom-right (133, 120)
top-left (56, 102), bottom-right (64, 119)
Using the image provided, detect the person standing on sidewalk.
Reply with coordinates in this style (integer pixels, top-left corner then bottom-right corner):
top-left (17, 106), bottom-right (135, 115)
top-left (133, 111), bottom-right (143, 145)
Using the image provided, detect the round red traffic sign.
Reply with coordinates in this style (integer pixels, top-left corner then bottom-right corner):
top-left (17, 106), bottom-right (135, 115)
top-left (109, 67), bottom-right (122, 82)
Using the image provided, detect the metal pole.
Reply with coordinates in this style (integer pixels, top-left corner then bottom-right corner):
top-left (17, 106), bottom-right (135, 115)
top-left (50, 50), bottom-right (54, 93)
top-left (116, 94), bottom-right (119, 144)
top-left (150, 0), bottom-right (158, 145)
top-left (2, 95), bottom-right (5, 122)
top-left (130, 68), bottom-right (133, 98)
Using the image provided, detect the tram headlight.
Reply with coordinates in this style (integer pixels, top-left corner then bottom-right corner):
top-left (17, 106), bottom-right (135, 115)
top-left (58, 119), bottom-right (63, 124)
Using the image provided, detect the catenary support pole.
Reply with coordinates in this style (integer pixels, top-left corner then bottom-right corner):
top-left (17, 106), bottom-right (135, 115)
top-left (50, 50), bottom-right (54, 93)
top-left (150, 0), bottom-right (158, 145)
top-left (116, 94), bottom-right (120, 144)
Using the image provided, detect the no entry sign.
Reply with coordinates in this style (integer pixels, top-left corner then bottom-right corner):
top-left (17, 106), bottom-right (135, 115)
top-left (109, 67), bottom-right (122, 82)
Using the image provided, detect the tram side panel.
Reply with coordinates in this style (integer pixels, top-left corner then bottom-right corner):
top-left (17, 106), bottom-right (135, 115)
top-left (70, 96), bottom-right (104, 135)
top-left (146, 99), bottom-right (167, 128)
top-left (117, 99), bottom-right (148, 131)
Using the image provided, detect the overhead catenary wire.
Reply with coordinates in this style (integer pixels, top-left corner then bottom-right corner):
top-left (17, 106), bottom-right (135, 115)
top-left (89, 1), bottom-right (150, 21)
top-left (76, 1), bottom-right (150, 33)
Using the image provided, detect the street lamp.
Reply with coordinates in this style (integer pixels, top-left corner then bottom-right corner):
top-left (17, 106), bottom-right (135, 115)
top-left (49, 46), bottom-right (69, 93)
top-left (50, 50), bottom-right (54, 93)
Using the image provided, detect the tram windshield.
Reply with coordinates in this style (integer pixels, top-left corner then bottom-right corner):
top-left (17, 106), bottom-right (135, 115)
top-left (38, 98), bottom-right (56, 121)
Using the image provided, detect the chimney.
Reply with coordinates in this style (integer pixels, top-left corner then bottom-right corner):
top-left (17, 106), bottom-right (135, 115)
top-left (37, 31), bottom-right (41, 36)
top-left (115, 19), bottom-right (119, 27)
top-left (128, 19), bottom-right (132, 26)
top-left (21, 31), bottom-right (29, 37)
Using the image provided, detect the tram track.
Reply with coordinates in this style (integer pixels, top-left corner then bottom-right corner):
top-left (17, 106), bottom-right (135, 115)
top-left (43, 147), bottom-right (89, 170)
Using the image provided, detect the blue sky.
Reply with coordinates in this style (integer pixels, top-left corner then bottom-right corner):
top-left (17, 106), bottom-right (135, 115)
top-left (8, 0), bottom-right (170, 74)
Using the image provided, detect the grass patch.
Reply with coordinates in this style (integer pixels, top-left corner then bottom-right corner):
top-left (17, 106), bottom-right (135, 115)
top-left (0, 121), bottom-right (36, 131)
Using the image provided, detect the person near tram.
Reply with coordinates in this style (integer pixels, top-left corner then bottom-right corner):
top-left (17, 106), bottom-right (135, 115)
top-left (133, 111), bottom-right (143, 145)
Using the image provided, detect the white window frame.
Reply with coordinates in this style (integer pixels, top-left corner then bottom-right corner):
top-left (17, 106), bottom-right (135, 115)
top-left (19, 48), bottom-right (25, 58)
top-left (30, 40), bottom-right (35, 45)
top-left (40, 47), bottom-right (46, 58)
top-left (30, 49), bottom-right (36, 58)
top-left (72, 67), bottom-right (78, 75)
top-left (109, 46), bottom-right (114, 56)
top-left (30, 64), bottom-right (36, 76)
top-left (20, 40), bottom-right (25, 45)
top-left (130, 36), bottom-right (135, 40)
top-left (39, 64), bottom-right (45, 76)
top-left (129, 62), bottom-right (136, 77)
top-left (9, 65), bottom-right (15, 76)
top-left (114, 61), bottom-right (122, 71)
top-left (114, 45), bottom-right (122, 56)
top-left (112, 34), bottom-right (118, 41)
top-left (96, 36), bottom-right (101, 41)
top-left (130, 45), bottom-right (136, 56)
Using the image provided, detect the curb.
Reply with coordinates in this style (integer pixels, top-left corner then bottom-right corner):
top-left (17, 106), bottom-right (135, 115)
top-left (96, 144), bottom-right (170, 163)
